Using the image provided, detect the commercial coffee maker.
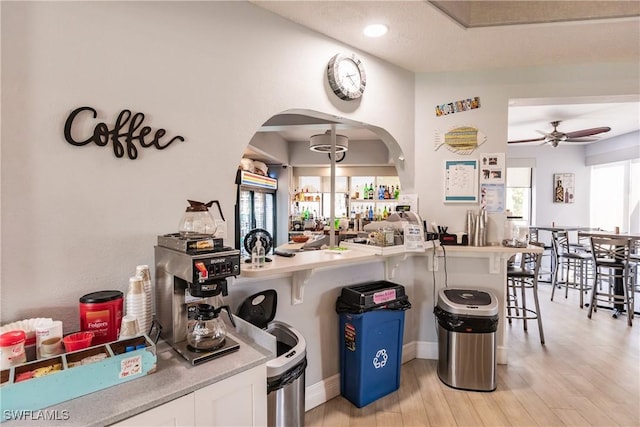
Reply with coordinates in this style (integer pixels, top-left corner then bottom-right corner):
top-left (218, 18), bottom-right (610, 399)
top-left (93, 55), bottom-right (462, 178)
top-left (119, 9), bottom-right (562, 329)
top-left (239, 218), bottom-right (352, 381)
top-left (155, 233), bottom-right (241, 365)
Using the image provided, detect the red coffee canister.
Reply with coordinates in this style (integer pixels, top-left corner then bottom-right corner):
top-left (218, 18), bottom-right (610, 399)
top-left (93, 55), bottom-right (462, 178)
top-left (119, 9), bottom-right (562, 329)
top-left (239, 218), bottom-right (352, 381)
top-left (79, 290), bottom-right (123, 345)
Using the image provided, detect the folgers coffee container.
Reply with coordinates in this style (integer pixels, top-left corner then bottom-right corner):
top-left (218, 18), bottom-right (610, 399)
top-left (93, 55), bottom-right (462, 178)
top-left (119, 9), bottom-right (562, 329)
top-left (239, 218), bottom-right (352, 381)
top-left (79, 290), bottom-right (123, 345)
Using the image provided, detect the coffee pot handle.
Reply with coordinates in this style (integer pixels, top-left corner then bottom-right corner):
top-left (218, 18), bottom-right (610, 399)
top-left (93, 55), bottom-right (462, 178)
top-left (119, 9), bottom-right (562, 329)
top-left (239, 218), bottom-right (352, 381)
top-left (217, 305), bottom-right (236, 328)
top-left (206, 200), bottom-right (225, 222)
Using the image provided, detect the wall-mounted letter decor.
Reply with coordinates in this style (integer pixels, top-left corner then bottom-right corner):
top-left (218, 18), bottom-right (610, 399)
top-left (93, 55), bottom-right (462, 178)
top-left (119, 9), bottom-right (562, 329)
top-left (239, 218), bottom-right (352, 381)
top-left (63, 107), bottom-right (185, 160)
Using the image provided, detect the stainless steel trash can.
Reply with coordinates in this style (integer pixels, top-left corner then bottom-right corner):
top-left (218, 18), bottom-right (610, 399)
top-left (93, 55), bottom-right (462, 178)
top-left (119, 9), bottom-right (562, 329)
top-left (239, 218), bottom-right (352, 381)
top-left (434, 288), bottom-right (498, 392)
top-left (237, 290), bottom-right (307, 427)
top-left (266, 321), bottom-right (306, 427)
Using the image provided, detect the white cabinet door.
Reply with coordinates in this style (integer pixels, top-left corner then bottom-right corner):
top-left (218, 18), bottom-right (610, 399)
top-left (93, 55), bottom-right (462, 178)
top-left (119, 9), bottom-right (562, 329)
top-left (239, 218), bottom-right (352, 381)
top-left (109, 393), bottom-right (195, 427)
top-left (194, 365), bottom-right (267, 427)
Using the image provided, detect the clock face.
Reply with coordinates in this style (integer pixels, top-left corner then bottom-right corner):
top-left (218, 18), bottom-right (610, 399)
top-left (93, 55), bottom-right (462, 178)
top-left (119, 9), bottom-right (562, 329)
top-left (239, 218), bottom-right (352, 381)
top-left (327, 53), bottom-right (366, 100)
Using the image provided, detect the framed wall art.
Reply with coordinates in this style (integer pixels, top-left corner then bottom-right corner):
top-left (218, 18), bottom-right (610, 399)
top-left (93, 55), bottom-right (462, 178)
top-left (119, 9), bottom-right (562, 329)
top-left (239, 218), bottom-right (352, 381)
top-left (553, 173), bottom-right (575, 203)
top-left (444, 159), bottom-right (478, 203)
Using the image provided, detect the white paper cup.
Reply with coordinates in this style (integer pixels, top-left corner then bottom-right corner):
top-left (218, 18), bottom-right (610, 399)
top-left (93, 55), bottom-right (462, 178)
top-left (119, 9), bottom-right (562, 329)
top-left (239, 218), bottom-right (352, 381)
top-left (39, 337), bottom-right (63, 358)
top-left (119, 315), bottom-right (140, 339)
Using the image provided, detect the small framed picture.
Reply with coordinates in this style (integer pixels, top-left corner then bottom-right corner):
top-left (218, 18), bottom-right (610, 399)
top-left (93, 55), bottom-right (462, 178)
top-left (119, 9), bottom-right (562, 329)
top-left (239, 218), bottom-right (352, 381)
top-left (553, 173), bottom-right (575, 203)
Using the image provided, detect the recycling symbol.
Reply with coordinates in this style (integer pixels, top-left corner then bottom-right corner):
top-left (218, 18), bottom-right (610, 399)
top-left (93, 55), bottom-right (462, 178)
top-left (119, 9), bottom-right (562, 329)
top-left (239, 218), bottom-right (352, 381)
top-left (372, 349), bottom-right (388, 369)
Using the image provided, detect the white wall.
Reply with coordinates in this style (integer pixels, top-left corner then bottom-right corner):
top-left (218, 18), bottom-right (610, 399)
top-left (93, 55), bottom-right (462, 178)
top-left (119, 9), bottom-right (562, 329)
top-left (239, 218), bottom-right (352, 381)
top-left (507, 145), bottom-right (590, 227)
top-left (0, 1), bottom-right (414, 386)
top-left (585, 130), bottom-right (640, 165)
top-left (415, 63), bottom-right (640, 234)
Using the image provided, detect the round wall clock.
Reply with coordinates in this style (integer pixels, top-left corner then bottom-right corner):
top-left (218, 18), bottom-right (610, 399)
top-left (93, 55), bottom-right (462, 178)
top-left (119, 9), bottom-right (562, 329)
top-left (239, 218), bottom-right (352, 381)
top-left (327, 53), bottom-right (367, 101)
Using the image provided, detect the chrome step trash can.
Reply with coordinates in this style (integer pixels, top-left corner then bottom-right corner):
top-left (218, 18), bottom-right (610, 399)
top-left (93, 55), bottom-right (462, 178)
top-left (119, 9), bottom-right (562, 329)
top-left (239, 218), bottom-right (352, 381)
top-left (237, 290), bottom-right (306, 427)
top-left (434, 288), bottom-right (498, 392)
top-left (336, 280), bottom-right (411, 408)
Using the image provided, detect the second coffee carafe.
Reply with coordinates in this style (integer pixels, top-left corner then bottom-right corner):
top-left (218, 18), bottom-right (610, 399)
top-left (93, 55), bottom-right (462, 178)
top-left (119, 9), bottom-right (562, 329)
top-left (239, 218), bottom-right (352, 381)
top-left (186, 303), bottom-right (236, 352)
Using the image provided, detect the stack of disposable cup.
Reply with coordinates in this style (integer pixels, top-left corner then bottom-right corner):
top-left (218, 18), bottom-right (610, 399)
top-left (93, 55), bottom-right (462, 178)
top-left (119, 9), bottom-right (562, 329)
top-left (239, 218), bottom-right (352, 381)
top-left (125, 276), bottom-right (147, 338)
top-left (135, 265), bottom-right (153, 334)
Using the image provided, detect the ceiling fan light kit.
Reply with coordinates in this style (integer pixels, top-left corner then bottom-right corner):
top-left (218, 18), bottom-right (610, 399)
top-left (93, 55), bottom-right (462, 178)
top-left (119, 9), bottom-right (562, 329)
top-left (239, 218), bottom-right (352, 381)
top-left (309, 131), bottom-right (349, 153)
top-left (508, 120), bottom-right (611, 147)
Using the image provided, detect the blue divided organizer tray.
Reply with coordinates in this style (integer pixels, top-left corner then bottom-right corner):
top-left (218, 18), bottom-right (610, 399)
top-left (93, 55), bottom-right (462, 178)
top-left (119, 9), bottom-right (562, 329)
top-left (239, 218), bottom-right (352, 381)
top-left (0, 335), bottom-right (156, 422)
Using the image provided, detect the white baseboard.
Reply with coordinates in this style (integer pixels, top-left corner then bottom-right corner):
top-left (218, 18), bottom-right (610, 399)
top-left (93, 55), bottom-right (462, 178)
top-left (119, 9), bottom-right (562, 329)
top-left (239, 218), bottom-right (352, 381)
top-left (305, 373), bottom-right (340, 411)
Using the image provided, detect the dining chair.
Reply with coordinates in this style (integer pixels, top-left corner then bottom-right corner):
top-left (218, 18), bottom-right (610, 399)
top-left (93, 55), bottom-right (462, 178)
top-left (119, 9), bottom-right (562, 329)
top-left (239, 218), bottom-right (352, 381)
top-left (551, 230), bottom-right (593, 308)
top-left (587, 236), bottom-right (633, 326)
top-left (506, 242), bottom-right (545, 344)
top-left (528, 227), bottom-right (553, 283)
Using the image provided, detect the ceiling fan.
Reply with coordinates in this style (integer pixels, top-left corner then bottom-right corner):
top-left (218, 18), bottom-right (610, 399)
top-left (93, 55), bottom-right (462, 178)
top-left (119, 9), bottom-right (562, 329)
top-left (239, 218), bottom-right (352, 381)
top-left (508, 120), bottom-right (611, 147)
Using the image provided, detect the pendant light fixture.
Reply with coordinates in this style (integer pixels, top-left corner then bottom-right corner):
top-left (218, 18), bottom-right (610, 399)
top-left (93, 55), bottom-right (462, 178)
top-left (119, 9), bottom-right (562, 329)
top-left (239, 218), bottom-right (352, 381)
top-left (309, 130), bottom-right (349, 153)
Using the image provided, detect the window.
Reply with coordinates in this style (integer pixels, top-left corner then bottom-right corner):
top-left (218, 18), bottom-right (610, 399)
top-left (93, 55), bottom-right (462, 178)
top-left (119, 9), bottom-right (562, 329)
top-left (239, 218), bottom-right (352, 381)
top-left (506, 167), bottom-right (532, 222)
top-left (590, 159), bottom-right (639, 233)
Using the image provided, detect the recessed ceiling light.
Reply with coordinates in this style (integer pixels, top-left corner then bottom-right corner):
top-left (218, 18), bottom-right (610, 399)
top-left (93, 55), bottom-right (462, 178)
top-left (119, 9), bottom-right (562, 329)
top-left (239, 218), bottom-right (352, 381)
top-left (363, 24), bottom-right (388, 38)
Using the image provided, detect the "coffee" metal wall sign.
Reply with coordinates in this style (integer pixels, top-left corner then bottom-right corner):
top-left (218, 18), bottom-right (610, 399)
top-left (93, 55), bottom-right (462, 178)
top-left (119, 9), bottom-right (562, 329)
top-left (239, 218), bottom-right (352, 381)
top-left (64, 106), bottom-right (185, 160)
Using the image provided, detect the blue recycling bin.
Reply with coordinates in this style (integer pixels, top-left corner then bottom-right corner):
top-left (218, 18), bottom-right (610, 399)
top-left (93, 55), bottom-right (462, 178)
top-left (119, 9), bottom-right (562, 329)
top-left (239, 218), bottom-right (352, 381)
top-left (336, 281), bottom-right (411, 408)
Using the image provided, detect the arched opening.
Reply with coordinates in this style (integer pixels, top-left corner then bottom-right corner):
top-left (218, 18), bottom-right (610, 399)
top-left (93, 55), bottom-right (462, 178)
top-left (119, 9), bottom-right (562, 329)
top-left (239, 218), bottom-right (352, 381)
top-left (236, 109), bottom-right (407, 256)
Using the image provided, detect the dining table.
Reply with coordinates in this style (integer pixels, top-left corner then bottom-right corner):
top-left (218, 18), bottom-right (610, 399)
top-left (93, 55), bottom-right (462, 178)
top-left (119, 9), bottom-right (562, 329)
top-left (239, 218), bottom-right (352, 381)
top-left (578, 230), bottom-right (640, 317)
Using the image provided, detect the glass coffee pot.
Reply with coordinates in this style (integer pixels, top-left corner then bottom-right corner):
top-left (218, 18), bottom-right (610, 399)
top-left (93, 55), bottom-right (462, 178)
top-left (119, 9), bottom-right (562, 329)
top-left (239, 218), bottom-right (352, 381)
top-left (178, 200), bottom-right (224, 237)
top-left (187, 303), bottom-right (236, 352)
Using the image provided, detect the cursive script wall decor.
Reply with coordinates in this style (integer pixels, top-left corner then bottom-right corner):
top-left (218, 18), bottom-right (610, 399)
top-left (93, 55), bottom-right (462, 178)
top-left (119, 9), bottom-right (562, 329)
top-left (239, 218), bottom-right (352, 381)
top-left (64, 106), bottom-right (185, 160)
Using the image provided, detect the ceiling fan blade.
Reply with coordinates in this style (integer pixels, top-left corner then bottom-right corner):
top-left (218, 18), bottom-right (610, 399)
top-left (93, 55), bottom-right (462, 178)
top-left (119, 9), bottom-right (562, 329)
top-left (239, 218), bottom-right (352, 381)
top-left (565, 127), bottom-right (611, 139)
top-left (508, 137), bottom-right (546, 144)
top-left (565, 137), bottom-right (600, 143)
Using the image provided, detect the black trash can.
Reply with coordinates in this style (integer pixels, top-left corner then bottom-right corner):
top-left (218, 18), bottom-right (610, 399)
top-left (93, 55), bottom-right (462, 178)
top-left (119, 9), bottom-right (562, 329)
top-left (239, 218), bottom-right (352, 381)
top-left (336, 280), bottom-right (411, 408)
top-left (237, 290), bottom-right (306, 427)
top-left (434, 288), bottom-right (498, 392)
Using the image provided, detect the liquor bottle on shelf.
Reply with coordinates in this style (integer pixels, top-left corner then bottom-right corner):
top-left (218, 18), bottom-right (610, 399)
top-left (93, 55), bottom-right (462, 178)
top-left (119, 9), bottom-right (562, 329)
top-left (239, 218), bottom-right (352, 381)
top-left (355, 185), bottom-right (360, 199)
top-left (368, 183), bottom-right (374, 200)
top-left (384, 186), bottom-right (390, 199)
top-left (363, 183), bottom-right (369, 200)
top-left (394, 185), bottom-right (400, 200)
top-left (368, 205), bottom-right (373, 221)
top-left (383, 206), bottom-right (388, 219)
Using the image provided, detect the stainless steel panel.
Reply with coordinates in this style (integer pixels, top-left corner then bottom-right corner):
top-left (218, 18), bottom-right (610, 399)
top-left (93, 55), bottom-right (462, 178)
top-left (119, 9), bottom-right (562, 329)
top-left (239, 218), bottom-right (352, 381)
top-left (267, 372), bottom-right (305, 427)
top-left (437, 324), bottom-right (496, 391)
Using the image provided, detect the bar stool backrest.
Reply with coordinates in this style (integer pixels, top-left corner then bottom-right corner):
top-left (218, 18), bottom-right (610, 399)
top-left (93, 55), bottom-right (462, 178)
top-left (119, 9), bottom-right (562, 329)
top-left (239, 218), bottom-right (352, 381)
top-left (552, 230), bottom-right (570, 255)
top-left (529, 227), bottom-right (540, 243)
top-left (525, 242), bottom-right (544, 274)
top-left (589, 237), bottom-right (631, 266)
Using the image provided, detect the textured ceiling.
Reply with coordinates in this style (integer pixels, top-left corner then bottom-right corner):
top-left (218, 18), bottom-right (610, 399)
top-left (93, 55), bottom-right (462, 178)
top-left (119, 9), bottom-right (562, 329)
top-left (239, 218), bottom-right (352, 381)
top-left (251, 0), bottom-right (640, 73)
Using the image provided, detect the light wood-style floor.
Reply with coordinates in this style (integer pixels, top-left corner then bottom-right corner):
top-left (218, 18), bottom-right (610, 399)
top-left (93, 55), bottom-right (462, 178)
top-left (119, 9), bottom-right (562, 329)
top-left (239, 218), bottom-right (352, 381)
top-left (306, 284), bottom-right (640, 426)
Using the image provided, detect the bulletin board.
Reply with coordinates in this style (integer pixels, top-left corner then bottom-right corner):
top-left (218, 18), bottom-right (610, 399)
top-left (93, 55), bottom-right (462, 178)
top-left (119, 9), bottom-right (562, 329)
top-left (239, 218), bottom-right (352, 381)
top-left (444, 160), bottom-right (478, 203)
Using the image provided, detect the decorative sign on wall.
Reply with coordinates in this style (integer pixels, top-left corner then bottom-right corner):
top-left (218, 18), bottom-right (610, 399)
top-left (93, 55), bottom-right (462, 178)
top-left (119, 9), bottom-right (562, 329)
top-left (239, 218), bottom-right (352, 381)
top-left (63, 107), bottom-right (185, 160)
top-left (435, 96), bottom-right (480, 117)
top-left (434, 125), bottom-right (486, 155)
top-left (553, 173), bottom-right (575, 203)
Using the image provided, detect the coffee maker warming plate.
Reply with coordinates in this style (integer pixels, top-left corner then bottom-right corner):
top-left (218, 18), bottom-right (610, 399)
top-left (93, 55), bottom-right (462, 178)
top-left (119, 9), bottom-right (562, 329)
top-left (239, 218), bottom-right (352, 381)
top-left (171, 335), bottom-right (240, 366)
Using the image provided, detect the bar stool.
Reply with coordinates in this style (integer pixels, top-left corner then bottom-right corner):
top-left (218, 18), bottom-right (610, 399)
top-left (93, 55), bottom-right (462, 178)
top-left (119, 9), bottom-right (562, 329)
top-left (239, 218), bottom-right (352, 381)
top-left (587, 236), bottom-right (633, 326)
top-left (551, 230), bottom-right (592, 308)
top-left (528, 227), bottom-right (553, 282)
top-left (506, 242), bottom-right (545, 344)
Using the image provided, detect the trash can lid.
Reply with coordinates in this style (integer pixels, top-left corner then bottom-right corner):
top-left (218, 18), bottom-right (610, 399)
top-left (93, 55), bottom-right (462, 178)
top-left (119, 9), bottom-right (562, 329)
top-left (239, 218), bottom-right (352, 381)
top-left (236, 289), bottom-right (277, 329)
top-left (437, 288), bottom-right (498, 316)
